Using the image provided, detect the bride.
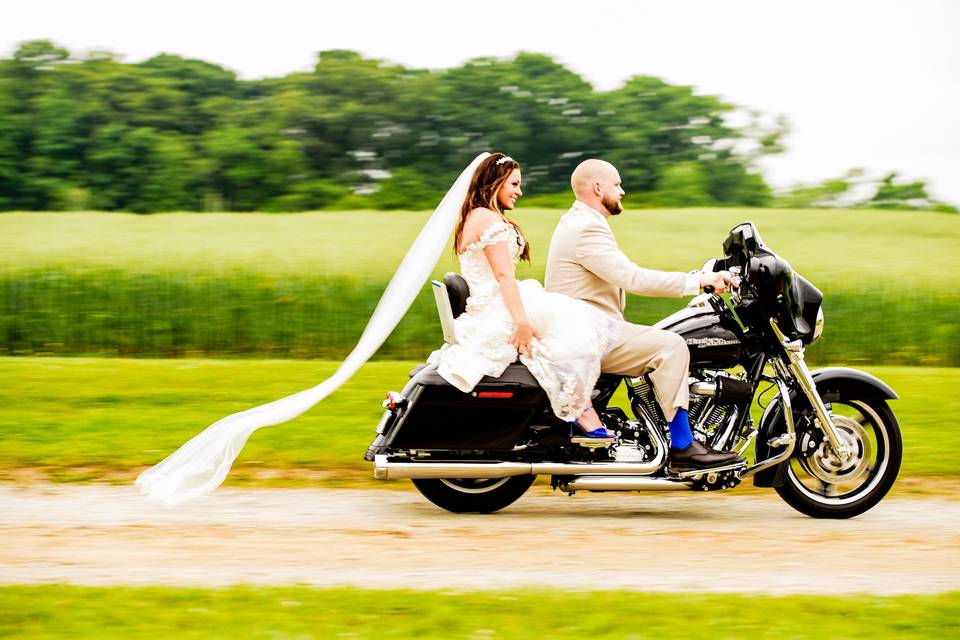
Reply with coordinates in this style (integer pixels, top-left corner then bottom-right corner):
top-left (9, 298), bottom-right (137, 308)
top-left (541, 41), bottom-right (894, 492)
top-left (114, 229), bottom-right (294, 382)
top-left (431, 153), bottom-right (622, 433)
top-left (137, 151), bottom-right (619, 506)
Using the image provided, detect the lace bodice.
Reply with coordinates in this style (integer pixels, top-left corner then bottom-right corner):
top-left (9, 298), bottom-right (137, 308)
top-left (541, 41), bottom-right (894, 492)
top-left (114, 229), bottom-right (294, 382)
top-left (457, 220), bottom-right (524, 303)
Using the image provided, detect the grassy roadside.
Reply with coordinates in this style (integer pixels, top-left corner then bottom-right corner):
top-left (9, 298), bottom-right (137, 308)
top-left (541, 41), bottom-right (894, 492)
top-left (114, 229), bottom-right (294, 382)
top-left (1, 585), bottom-right (957, 639)
top-left (2, 357), bottom-right (958, 492)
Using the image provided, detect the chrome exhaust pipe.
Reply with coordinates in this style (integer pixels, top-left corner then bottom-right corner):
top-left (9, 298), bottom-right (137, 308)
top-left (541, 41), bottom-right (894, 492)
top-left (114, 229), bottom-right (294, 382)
top-left (374, 420), bottom-right (668, 481)
top-left (530, 459), bottom-right (662, 475)
top-left (373, 457), bottom-right (531, 480)
top-left (558, 476), bottom-right (692, 492)
top-left (373, 455), bottom-right (664, 481)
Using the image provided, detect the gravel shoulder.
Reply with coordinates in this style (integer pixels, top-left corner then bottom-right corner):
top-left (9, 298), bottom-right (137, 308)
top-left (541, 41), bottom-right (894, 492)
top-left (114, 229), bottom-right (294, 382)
top-left (2, 485), bottom-right (958, 594)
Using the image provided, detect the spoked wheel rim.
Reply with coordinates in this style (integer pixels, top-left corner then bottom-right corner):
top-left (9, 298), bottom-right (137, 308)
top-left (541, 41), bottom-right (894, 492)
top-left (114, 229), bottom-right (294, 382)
top-left (438, 478), bottom-right (511, 494)
top-left (786, 399), bottom-right (890, 505)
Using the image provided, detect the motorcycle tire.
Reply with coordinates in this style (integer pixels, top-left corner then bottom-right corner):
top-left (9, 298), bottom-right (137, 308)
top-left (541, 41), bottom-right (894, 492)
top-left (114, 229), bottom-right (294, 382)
top-left (775, 393), bottom-right (902, 519)
top-left (411, 476), bottom-right (535, 513)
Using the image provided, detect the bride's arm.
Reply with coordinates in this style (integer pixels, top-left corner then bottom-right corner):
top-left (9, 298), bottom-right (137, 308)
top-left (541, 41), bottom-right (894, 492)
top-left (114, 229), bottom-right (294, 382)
top-left (483, 241), bottom-right (541, 355)
top-left (462, 208), bottom-right (541, 355)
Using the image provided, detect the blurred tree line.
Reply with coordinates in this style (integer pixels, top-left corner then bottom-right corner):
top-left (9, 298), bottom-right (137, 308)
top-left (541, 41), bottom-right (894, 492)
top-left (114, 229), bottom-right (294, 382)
top-left (0, 40), bottom-right (952, 213)
top-left (774, 168), bottom-right (956, 212)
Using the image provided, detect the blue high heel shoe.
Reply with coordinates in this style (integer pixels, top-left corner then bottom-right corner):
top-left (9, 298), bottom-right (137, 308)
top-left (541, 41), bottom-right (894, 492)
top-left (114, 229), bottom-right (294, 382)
top-left (569, 419), bottom-right (615, 439)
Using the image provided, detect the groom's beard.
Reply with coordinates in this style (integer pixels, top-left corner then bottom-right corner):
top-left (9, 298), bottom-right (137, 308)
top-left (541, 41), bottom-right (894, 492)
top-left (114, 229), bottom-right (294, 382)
top-left (602, 194), bottom-right (623, 216)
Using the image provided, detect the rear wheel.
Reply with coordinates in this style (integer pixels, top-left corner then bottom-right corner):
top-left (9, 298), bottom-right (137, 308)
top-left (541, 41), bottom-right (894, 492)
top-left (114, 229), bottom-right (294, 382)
top-left (411, 476), bottom-right (535, 513)
top-left (775, 392), bottom-right (901, 519)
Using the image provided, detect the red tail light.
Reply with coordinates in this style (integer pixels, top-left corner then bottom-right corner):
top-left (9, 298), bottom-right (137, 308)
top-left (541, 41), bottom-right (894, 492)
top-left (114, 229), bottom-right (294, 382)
top-left (384, 391), bottom-right (405, 410)
top-left (477, 391), bottom-right (513, 398)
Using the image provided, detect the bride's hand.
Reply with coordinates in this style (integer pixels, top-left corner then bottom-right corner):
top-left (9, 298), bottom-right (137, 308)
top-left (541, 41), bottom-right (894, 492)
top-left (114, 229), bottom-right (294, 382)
top-left (511, 322), bottom-right (542, 356)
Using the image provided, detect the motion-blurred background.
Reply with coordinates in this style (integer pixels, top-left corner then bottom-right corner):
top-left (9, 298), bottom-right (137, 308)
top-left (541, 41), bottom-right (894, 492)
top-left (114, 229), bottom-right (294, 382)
top-left (1, 1), bottom-right (958, 638)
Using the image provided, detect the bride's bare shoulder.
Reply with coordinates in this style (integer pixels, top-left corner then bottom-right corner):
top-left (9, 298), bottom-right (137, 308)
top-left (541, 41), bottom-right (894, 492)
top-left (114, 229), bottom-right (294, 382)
top-left (465, 207), bottom-right (501, 226)
top-left (460, 208), bottom-right (504, 248)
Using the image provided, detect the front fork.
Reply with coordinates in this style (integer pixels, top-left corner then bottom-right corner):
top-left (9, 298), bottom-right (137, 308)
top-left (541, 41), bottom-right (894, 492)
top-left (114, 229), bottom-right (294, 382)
top-left (769, 319), bottom-right (851, 462)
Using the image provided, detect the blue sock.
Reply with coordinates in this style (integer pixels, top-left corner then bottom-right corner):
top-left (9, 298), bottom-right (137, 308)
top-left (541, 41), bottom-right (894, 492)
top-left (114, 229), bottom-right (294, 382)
top-left (668, 408), bottom-right (693, 450)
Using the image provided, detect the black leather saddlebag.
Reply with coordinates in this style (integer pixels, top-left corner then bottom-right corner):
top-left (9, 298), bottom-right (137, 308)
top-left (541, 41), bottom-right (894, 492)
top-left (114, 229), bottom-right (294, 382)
top-left (385, 362), bottom-right (548, 450)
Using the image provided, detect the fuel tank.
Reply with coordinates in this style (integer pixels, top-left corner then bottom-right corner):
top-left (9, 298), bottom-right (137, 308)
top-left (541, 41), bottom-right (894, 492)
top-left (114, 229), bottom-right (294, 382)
top-left (653, 302), bottom-right (744, 368)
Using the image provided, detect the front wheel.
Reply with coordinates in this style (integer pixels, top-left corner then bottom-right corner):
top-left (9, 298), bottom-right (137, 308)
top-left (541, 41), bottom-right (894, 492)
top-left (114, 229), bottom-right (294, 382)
top-left (411, 476), bottom-right (535, 513)
top-left (775, 392), bottom-right (902, 519)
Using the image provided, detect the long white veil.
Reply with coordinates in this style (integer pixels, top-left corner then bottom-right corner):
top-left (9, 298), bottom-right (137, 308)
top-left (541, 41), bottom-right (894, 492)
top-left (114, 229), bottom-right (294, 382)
top-left (136, 152), bottom-right (490, 506)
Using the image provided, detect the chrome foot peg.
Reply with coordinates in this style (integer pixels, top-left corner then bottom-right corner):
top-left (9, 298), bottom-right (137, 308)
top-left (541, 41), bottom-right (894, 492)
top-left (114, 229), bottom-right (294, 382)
top-left (571, 436), bottom-right (616, 448)
top-left (671, 460), bottom-right (748, 479)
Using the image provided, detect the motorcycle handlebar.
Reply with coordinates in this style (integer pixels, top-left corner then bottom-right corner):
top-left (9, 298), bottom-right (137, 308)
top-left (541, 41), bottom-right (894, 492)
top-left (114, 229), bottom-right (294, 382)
top-left (703, 261), bottom-right (743, 294)
top-left (701, 265), bottom-right (742, 296)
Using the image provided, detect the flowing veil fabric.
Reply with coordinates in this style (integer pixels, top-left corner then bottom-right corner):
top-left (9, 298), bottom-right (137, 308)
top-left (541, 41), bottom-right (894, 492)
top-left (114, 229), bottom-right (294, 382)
top-left (136, 152), bottom-right (490, 506)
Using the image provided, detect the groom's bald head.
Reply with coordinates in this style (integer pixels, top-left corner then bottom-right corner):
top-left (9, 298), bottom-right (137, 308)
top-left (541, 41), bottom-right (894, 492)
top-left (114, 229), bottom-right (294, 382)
top-left (571, 159), bottom-right (617, 198)
top-left (571, 159), bottom-right (624, 216)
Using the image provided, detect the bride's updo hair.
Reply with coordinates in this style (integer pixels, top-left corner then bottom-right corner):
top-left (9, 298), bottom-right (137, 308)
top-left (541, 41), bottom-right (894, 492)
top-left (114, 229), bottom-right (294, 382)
top-left (454, 152), bottom-right (530, 262)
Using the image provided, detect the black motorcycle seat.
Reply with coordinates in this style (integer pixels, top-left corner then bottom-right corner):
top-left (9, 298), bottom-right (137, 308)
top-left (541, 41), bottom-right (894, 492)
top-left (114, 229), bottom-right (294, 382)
top-left (412, 362), bottom-right (541, 388)
top-left (443, 272), bottom-right (469, 318)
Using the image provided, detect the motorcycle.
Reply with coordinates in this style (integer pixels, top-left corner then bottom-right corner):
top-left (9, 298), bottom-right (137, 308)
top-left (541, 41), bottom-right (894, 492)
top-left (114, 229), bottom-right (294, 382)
top-left (365, 222), bottom-right (902, 519)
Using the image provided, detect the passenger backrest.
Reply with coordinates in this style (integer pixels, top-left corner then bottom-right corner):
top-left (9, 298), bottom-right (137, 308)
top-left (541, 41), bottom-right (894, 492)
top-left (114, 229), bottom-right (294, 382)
top-left (431, 272), bottom-right (469, 344)
top-left (443, 272), bottom-right (469, 316)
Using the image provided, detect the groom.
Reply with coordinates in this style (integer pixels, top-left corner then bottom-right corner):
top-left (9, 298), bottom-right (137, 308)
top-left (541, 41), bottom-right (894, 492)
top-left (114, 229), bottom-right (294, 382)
top-left (544, 159), bottom-right (741, 472)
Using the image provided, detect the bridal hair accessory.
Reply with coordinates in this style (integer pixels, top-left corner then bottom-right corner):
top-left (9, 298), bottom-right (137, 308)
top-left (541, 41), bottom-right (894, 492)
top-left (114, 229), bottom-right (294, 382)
top-left (496, 156), bottom-right (514, 165)
top-left (136, 152), bottom-right (491, 506)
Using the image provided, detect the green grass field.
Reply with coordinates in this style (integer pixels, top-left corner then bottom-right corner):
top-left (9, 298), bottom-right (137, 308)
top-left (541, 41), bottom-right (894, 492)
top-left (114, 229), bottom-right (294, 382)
top-left (2, 209), bottom-right (958, 364)
top-left (4, 208), bottom-right (957, 282)
top-left (1, 357), bottom-right (955, 487)
top-left (2, 585), bottom-right (957, 639)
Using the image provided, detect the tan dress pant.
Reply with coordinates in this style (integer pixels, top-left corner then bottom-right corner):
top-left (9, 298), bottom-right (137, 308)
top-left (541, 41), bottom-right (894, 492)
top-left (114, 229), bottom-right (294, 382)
top-left (600, 322), bottom-right (689, 421)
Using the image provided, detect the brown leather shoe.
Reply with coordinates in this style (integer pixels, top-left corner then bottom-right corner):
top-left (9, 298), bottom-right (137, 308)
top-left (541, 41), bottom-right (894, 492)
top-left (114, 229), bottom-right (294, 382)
top-left (668, 440), bottom-right (744, 473)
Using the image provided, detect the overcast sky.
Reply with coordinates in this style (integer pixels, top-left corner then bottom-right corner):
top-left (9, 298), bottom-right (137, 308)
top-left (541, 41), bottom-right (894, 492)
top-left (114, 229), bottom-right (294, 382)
top-left (4, 0), bottom-right (959, 203)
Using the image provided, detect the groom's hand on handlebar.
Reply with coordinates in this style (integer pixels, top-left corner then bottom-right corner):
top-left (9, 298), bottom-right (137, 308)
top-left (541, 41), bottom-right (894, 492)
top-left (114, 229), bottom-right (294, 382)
top-left (512, 322), bottom-right (542, 356)
top-left (700, 271), bottom-right (737, 294)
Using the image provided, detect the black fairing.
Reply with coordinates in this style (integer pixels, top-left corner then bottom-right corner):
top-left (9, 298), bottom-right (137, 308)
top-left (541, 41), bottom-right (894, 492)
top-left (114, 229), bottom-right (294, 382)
top-left (654, 305), bottom-right (744, 368)
top-left (722, 221), bottom-right (765, 268)
top-left (721, 222), bottom-right (823, 343)
top-left (748, 253), bottom-right (823, 342)
top-left (789, 274), bottom-right (823, 344)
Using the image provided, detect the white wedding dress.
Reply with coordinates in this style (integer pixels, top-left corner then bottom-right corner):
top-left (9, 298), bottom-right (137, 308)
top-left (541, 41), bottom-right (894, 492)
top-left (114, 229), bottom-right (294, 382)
top-left (431, 220), bottom-right (623, 421)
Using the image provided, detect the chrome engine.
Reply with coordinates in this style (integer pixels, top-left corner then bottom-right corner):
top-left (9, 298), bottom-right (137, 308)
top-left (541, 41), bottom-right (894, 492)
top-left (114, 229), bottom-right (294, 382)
top-left (627, 371), bottom-right (753, 448)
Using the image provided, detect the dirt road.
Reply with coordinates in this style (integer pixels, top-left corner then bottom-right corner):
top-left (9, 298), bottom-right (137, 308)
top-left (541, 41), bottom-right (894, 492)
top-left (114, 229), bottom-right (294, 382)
top-left (2, 485), bottom-right (958, 594)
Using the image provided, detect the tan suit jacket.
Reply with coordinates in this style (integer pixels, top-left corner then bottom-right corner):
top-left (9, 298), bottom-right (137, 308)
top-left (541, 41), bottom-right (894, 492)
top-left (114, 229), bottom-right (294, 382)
top-left (544, 201), bottom-right (696, 321)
